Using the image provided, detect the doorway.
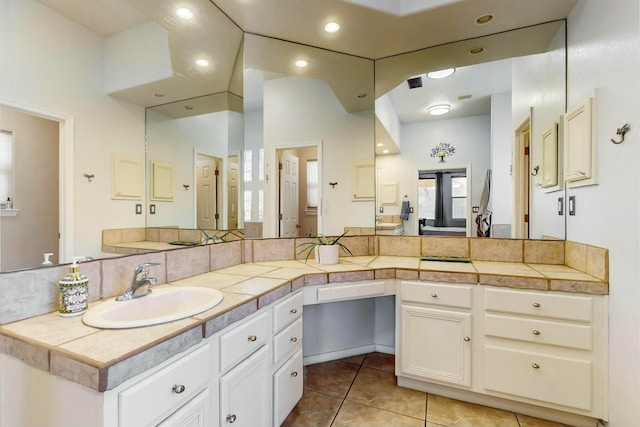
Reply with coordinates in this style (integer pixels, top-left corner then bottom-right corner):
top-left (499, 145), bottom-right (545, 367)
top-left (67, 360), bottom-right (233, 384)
top-left (276, 146), bottom-right (319, 238)
top-left (513, 112), bottom-right (532, 239)
top-left (228, 154), bottom-right (239, 230)
top-left (418, 168), bottom-right (468, 236)
top-left (196, 154), bottom-right (222, 230)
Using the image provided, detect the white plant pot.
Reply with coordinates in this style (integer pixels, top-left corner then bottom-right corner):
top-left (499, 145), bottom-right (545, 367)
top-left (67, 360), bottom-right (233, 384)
top-left (315, 245), bottom-right (339, 265)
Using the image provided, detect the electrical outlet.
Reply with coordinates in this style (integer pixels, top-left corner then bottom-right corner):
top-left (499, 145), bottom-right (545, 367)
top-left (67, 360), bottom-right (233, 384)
top-left (135, 204), bottom-right (142, 215)
top-left (568, 196), bottom-right (576, 216)
top-left (558, 197), bottom-right (564, 215)
top-left (150, 204), bottom-right (156, 215)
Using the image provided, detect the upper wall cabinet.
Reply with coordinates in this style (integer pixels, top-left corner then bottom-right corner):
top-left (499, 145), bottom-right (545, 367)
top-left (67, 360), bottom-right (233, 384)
top-left (563, 97), bottom-right (596, 187)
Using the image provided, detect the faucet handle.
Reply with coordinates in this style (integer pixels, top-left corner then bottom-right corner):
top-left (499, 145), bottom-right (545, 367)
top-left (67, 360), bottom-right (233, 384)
top-left (135, 262), bottom-right (161, 274)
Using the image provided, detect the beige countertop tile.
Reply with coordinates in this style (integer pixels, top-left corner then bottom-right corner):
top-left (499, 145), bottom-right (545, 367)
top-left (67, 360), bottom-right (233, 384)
top-left (171, 272), bottom-right (249, 289)
top-left (192, 292), bottom-right (255, 321)
top-left (369, 256), bottom-right (420, 269)
top-left (342, 256), bottom-right (378, 266)
top-left (215, 263), bottom-right (280, 277)
top-left (221, 277), bottom-right (289, 296)
top-left (1, 309), bottom-right (100, 347)
top-left (255, 260), bottom-right (321, 270)
top-left (303, 260), bottom-right (370, 273)
top-left (258, 268), bottom-right (310, 280)
top-left (472, 261), bottom-right (545, 277)
top-left (527, 263), bottom-right (601, 281)
top-left (420, 260), bottom-right (477, 273)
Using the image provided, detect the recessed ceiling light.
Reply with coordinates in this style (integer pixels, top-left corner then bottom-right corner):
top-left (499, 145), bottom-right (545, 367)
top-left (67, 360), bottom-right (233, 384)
top-left (324, 22), bottom-right (340, 33)
top-left (475, 14), bottom-right (494, 24)
top-left (376, 143), bottom-right (384, 147)
top-left (357, 93), bottom-right (368, 98)
top-left (176, 8), bottom-right (194, 20)
top-left (469, 46), bottom-right (485, 55)
top-left (427, 68), bottom-right (456, 79)
top-left (185, 105), bottom-right (194, 110)
top-left (295, 60), bottom-right (308, 68)
top-left (383, 149), bottom-right (390, 154)
top-left (195, 59), bottom-right (209, 67)
top-left (154, 93), bottom-right (164, 97)
top-left (428, 104), bottom-right (451, 116)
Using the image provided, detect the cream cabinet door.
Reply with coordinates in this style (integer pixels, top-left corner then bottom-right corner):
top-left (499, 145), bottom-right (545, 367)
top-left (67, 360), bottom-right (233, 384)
top-left (220, 345), bottom-right (270, 427)
top-left (400, 305), bottom-right (472, 387)
top-left (157, 389), bottom-right (210, 427)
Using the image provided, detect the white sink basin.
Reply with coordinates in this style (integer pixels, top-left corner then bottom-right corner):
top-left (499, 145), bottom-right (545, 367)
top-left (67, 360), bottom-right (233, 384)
top-left (82, 286), bottom-right (224, 329)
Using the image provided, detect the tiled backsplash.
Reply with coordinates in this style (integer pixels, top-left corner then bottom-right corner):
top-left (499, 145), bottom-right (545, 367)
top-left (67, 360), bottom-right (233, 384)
top-left (0, 236), bottom-right (608, 325)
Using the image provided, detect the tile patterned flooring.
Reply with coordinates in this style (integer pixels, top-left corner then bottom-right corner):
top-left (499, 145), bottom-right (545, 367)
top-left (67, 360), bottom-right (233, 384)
top-left (282, 352), bottom-right (574, 427)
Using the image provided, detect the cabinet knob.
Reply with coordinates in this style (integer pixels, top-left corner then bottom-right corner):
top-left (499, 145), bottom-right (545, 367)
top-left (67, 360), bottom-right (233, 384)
top-left (532, 302), bottom-right (541, 308)
top-left (290, 337), bottom-right (298, 342)
top-left (532, 363), bottom-right (540, 369)
top-left (248, 335), bottom-right (257, 342)
top-left (291, 371), bottom-right (298, 377)
top-left (463, 336), bottom-right (471, 341)
top-left (532, 330), bottom-right (541, 335)
top-left (172, 384), bottom-right (186, 394)
top-left (431, 293), bottom-right (438, 298)
top-left (226, 414), bottom-right (237, 423)
top-left (290, 308), bottom-right (298, 314)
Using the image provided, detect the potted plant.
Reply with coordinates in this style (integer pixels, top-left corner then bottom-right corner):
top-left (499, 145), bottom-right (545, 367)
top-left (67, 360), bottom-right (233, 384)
top-left (297, 231), bottom-right (354, 264)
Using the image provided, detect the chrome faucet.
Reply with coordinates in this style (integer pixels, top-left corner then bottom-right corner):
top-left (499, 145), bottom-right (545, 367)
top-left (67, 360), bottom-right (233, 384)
top-left (116, 262), bottom-right (161, 301)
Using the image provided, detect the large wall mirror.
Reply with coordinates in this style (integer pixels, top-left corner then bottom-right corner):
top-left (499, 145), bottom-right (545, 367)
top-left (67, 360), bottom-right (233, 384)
top-left (1, 0), bottom-right (567, 273)
top-left (375, 21), bottom-right (567, 240)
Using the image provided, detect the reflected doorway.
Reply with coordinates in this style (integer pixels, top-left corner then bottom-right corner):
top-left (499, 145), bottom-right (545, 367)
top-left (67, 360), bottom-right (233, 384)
top-left (228, 155), bottom-right (239, 229)
top-left (196, 154), bottom-right (222, 230)
top-left (276, 146), bottom-right (319, 238)
top-left (513, 113), bottom-right (531, 239)
top-left (418, 168), bottom-right (467, 237)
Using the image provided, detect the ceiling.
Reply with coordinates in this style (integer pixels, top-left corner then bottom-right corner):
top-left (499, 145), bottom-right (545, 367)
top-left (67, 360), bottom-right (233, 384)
top-left (35, 0), bottom-right (576, 120)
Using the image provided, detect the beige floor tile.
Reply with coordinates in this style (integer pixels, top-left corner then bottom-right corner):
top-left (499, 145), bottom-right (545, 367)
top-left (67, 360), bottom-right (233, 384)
top-left (363, 352), bottom-right (395, 372)
top-left (280, 389), bottom-right (342, 427)
top-left (426, 394), bottom-right (519, 427)
top-left (332, 400), bottom-right (425, 427)
top-left (516, 413), bottom-right (575, 427)
top-left (346, 367), bottom-right (427, 420)
top-left (304, 359), bottom-right (360, 398)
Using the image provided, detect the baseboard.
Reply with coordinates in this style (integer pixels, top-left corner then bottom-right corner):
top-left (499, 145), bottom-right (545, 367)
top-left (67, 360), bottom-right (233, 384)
top-left (303, 344), bottom-right (395, 366)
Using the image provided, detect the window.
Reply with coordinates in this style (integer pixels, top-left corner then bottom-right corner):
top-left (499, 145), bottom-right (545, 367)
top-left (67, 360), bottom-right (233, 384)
top-left (258, 189), bottom-right (264, 221)
top-left (243, 190), bottom-right (252, 221)
top-left (0, 131), bottom-right (13, 204)
top-left (243, 150), bottom-right (252, 182)
top-left (306, 160), bottom-right (318, 208)
top-left (418, 169), bottom-right (467, 231)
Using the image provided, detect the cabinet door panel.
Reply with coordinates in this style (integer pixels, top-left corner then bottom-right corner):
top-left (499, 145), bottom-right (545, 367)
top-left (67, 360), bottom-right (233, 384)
top-left (400, 305), bottom-right (472, 387)
top-left (220, 345), bottom-right (270, 427)
top-left (157, 389), bottom-right (210, 427)
top-left (273, 349), bottom-right (303, 426)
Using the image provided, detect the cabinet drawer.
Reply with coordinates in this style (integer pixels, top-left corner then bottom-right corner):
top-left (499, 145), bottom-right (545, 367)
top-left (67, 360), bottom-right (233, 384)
top-left (273, 291), bottom-right (303, 333)
top-left (485, 314), bottom-right (592, 350)
top-left (119, 344), bottom-right (210, 427)
top-left (220, 310), bottom-right (270, 373)
top-left (485, 288), bottom-right (592, 322)
top-left (317, 281), bottom-right (386, 302)
top-left (273, 317), bottom-right (303, 367)
top-left (484, 345), bottom-right (592, 411)
top-left (401, 281), bottom-right (473, 309)
top-left (273, 349), bottom-right (303, 427)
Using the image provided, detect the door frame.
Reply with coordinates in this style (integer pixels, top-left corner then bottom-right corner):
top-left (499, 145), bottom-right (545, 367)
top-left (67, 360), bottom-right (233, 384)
top-left (0, 97), bottom-right (73, 263)
top-left (417, 163), bottom-right (472, 236)
top-left (512, 110), bottom-right (532, 239)
top-left (194, 153), bottom-right (223, 230)
top-left (267, 141), bottom-right (322, 238)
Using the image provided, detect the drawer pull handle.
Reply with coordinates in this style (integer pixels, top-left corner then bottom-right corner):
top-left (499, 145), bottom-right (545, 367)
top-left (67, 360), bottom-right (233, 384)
top-left (290, 308), bottom-right (298, 314)
top-left (532, 330), bottom-right (541, 335)
top-left (226, 414), bottom-right (237, 423)
top-left (532, 363), bottom-right (540, 369)
top-left (291, 371), bottom-right (298, 377)
top-left (463, 336), bottom-right (471, 342)
top-left (431, 293), bottom-right (438, 298)
top-left (248, 335), bottom-right (257, 342)
top-left (172, 384), bottom-right (186, 394)
top-left (532, 302), bottom-right (541, 308)
top-left (290, 337), bottom-right (298, 342)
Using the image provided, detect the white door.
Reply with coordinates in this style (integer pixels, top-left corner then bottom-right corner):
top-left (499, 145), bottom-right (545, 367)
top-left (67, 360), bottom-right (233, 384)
top-left (220, 346), bottom-right (270, 427)
top-left (197, 156), bottom-right (219, 229)
top-left (279, 152), bottom-right (299, 237)
top-left (228, 157), bottom-right (239, 229)
top-left (400, 304), bottom-right (472, 387)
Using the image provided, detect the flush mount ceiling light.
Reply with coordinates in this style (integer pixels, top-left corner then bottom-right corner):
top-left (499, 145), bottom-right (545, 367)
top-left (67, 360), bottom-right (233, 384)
top-left (295, 60), bottom-right (308, 68)
top-left (428, 104), bottom-right (451, 116)
top-left (427, 68), bottom-right (455, 79)
top-left (176, 8), bottom-right (194, 19)
top-left (324, 22), bottom-right (340, 33)
top-left (475, 14), bottom-right (494, 24)
top-left (195, 59), bottom-right (209, 67)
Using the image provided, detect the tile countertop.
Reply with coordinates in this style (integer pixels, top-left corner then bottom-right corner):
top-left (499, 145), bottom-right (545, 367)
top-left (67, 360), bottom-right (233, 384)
top-left (0, 256), bottom-right (608, 393)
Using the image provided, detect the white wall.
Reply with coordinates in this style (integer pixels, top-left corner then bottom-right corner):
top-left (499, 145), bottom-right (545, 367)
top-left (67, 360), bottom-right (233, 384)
top-left (377, 114), bottom-right (491, 236)
top-left (565, 1), bottom-right (640, 426)
top-left (263, 76), bottom-right (375, 237)
top-left (0, 0), bottom-right (145, 261)
top-left (490, 92), bottom-right (513, 230)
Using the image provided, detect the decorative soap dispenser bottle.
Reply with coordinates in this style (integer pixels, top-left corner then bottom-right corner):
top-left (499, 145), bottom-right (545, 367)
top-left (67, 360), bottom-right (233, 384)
top-left (59, 256), bottom-right (89, 317)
